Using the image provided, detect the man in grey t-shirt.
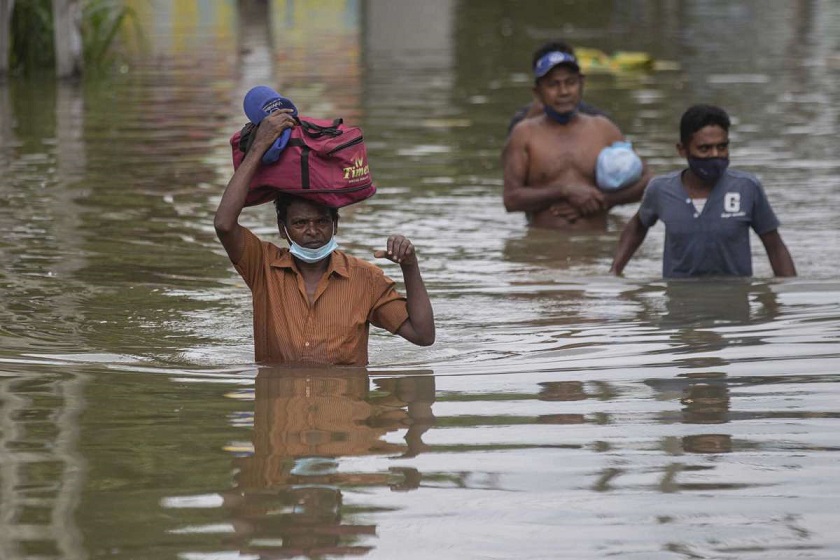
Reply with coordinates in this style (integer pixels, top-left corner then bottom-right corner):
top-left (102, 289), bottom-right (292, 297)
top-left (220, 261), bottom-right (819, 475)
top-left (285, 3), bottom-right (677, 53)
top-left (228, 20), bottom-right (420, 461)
top-left (610, 104), bottom-right (796, 278)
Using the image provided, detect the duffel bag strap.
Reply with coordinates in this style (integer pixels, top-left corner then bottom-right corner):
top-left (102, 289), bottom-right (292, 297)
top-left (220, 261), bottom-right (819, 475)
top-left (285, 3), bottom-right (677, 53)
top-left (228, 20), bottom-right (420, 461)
top-left (238, 122), bottom-right (258, 153)
top-left (298, 118), bottom-right (344, 138)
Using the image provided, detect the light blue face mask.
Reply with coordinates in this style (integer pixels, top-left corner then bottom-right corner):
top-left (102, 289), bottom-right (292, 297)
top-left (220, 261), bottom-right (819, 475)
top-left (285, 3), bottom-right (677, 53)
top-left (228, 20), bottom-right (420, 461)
top-left (284, 227), bottom-right (338, 264)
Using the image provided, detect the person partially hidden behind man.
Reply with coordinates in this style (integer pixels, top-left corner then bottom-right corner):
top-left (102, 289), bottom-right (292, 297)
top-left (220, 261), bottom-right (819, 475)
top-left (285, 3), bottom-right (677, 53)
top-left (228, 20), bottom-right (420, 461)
top-left (610, 104), bottom-right (796, 278)
top-left (214, 109), bottom-right (435, 365)
top-left (502, 40), bottom-right (652, 230)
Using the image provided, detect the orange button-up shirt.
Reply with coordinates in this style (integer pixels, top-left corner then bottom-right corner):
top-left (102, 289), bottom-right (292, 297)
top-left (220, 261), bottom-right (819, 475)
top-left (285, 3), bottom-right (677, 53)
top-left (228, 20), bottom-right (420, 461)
top-left (233, 228), bottom-right (409, 365)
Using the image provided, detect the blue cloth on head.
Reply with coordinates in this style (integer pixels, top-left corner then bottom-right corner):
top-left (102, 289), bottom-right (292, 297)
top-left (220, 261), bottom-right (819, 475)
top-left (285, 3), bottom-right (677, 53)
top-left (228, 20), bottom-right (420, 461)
top-left (596, 141), bottom-right (643, 191)
top-left (243, 85), bottom-right (298, 164)
top-left (533, 51), bottom-right (580, 78)
top-left (244, 85), bottom-right (297, 123)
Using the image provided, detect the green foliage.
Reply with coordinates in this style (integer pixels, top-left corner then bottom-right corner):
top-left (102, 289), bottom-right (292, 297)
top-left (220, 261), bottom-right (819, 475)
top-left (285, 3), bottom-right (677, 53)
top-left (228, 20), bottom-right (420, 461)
top-left (82, 0), bottom-right (141, 71)
top-left (9, 0), bottom-right (55, 74)
top-left (8, 0), bottom-right (141, 77)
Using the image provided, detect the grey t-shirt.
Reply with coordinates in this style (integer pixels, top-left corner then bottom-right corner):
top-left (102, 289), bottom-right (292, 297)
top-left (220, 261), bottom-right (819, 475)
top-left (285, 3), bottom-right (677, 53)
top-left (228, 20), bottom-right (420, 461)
top-left (638, 168), bottom-right (780, 278)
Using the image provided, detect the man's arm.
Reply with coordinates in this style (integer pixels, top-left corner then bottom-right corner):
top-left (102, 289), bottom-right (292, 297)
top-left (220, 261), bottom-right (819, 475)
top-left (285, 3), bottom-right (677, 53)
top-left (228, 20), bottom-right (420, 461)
top-left (374, 235), bottom-right (435, 346)
top-left (554, 163), bottom-right (652, 221)
top-left (214, 110), bottom-right (296, 263)
top-left (610, 213), bottom-right (649, 276)
top-left (502, 125), bottom-right (604, 214)
top-left (759, 229), bottom-right (797, 277)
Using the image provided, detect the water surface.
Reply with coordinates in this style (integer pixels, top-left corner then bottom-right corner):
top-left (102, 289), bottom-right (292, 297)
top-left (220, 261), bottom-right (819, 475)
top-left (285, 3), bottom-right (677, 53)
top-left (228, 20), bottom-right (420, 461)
top-left (1, 1), bottom-right (840, 558)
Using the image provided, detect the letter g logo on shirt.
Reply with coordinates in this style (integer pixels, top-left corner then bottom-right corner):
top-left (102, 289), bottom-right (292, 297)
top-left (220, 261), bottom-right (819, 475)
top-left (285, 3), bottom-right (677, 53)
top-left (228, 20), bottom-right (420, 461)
top-left (724, 193), bottom-right (741, 213)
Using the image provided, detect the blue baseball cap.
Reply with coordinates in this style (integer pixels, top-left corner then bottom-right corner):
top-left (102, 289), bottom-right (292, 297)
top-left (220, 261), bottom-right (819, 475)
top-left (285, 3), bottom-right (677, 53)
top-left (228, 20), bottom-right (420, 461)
top-left (243, 85), bottom-right (297, 124)
top-left (534, 51), bottom-right (581, 79)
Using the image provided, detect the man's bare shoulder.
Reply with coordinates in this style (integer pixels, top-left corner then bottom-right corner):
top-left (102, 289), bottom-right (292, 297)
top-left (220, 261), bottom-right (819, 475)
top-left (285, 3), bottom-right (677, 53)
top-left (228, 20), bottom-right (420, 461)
top-left (510, 114), bottom-right (560, 143)
top-left (582, 113), bottom-right (624, 139)
top-left (576, 112), bottom-right (619, 130)
top-left (509, 114), bottom-right (544, 135)
top-left (504, 115), bottom-right (545, 157)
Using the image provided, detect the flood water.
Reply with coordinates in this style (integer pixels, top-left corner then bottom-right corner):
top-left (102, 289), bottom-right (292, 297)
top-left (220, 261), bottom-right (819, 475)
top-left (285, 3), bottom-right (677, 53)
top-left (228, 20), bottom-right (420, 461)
top-left (1, 1), bottom-right (840, 558)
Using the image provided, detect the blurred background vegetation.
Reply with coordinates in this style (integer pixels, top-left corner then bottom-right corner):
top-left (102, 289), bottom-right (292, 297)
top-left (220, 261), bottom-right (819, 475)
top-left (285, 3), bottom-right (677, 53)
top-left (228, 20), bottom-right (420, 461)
top-left (8, 0), bottom-right (139, 77)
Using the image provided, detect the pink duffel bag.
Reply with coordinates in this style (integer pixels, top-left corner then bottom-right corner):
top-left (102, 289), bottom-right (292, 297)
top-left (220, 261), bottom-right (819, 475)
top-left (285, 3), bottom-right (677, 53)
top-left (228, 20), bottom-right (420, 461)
top-left (231, 116), bottom-right (376, 208)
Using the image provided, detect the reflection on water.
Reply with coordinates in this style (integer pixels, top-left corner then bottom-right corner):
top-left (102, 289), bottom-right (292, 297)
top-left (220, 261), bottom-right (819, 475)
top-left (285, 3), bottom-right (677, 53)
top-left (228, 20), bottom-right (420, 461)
top-left (0, 369), bottom-right (87, 560)
top-left (219, 368), bottom-right (435, 557)
top-left (1, 0), bottom-right (840, 558)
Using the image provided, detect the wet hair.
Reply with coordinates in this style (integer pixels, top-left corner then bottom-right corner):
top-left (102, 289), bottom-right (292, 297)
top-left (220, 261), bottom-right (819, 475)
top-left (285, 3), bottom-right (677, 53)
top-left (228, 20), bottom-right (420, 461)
top-left (679, 104), bottom-right (731, 145)
top-left (531, 40), bottom-right (576, 69)
top-left (274, 194), bottom-right (339, 224)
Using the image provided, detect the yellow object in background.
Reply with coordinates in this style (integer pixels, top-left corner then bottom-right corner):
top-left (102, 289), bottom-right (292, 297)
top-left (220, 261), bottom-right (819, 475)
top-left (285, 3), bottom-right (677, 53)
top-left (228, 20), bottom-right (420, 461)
top-left (574, 47), bottom-right (664, 74)
top-left (610, 51), bottom-right (655, 71)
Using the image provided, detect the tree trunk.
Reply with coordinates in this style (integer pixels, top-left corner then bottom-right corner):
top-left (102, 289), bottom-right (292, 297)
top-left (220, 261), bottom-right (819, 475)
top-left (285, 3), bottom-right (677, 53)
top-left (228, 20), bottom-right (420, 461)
top-left (0, 0), bottom-right (13, 79)
top-left (52, 0), bottom-right (83, 79)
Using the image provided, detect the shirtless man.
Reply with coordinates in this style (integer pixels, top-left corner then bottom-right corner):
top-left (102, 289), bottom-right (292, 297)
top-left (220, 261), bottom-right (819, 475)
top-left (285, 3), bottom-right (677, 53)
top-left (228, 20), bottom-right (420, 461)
top-left (502, 41), bottom-right (651, 230)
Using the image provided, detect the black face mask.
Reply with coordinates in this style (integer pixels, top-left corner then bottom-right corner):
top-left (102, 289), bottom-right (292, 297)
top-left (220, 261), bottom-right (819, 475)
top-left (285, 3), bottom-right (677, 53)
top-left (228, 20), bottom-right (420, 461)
top-left (687, 156), bottom-right (729, 184)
